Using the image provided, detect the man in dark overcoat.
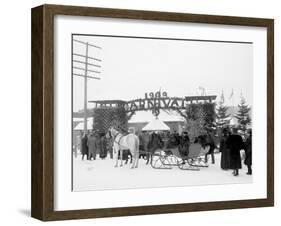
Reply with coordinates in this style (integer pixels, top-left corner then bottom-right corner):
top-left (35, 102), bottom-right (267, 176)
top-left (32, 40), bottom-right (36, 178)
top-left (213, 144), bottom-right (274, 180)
top-left (179, 132), bottom-right (190, 158)
top-left (244, 129), bottom-right (252, 175)
top-left (81, 133), bottom-right (88, 160)
top-left (205, 130), bottom-right (216, 164)
top-left (99, 133), bottom-right (107, 159)
top-left (95, 133), bottom-right (101, 158)
top-left (220, 128), bottom-right (231, 170)
top-left (226, 128), bottom-right (244, 176)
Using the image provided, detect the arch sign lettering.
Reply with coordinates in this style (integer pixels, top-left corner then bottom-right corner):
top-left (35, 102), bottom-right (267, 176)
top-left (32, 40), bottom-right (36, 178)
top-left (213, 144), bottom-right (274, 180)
top-left (90, 91), bottom-right (216, 116)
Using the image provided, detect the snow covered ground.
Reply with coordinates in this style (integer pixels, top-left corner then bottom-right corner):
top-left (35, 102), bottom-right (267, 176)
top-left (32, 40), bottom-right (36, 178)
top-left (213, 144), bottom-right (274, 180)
top-left (72, 152), bottom-right (252, 191)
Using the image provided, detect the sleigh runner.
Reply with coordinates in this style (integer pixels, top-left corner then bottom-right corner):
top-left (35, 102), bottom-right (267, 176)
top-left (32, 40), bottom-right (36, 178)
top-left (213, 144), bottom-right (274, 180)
top-left (145, 143), bottom-right (210, 170)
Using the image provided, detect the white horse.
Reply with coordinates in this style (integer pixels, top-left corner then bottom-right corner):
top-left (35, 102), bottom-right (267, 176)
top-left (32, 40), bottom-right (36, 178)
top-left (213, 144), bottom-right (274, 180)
top-left (109, 127), bottom-right (140, 168)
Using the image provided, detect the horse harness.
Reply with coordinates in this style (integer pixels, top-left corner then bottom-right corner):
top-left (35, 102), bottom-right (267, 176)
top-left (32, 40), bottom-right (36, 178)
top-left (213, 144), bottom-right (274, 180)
top-left (112, 131), bottom-right (130, 150)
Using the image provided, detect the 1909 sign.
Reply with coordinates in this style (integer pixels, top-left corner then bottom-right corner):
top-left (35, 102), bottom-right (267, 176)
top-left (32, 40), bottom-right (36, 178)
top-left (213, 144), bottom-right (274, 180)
top-left (144, 91), bottom-right (168, 99)
top-left (123, 91), bottom-right (216, 116)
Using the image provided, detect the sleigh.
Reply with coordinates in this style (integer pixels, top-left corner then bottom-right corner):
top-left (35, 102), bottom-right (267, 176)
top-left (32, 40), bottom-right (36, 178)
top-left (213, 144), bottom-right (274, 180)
top-left (149, 143), bottom-right (210, 170)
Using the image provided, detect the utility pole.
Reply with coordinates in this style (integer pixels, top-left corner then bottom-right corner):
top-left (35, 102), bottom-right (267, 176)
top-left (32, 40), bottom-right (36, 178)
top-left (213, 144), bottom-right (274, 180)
top-left (83, 43), bottom-right (89, 135)
top-left (73, 39), bottom-right (102, 135)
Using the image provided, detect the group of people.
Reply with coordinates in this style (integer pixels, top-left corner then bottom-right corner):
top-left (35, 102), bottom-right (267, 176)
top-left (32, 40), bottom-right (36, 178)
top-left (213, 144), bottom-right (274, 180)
top-left (138, 130), bottom-right (216, 164)
top-left (80, 131), bottom-right (113, 161)
top-left (79, 126), bottom-right (252, 177)
top-left (219, 127), bottom-right (252, 176)
top-left (139, 130), bottom-right (190, 155)
top-left (138, 127), bottom-right (252, 176)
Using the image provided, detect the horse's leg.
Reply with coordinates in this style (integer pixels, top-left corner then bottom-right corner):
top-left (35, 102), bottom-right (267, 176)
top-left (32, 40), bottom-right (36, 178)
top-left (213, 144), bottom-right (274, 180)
top-left (135, 139), bottom-right (140, 168)
top-left (150, 150), bottom-right (154, 165)
top-left (125, 151), bottom-right (130, 164)
top-left (124, 154), bottom-right (129, 165)
top-left (135, 151), bottom-right (139, 168)
top-left (146, 152), bottom-right (150, 165)
top-left (131, 149), bottom-right (136, 169)
top-left (130, 152), bottom-right (133, 164)
top-left (114, 148), bottom-right (118, 167)
top-left (131, 148), bottom-right (139, 168)
top-left (120, 149), bottom-right (123, 167)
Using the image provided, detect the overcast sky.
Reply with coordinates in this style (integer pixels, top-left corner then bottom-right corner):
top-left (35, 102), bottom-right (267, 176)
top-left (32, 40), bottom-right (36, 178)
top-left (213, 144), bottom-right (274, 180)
top-left (72, 34), bottom-right (253, 113)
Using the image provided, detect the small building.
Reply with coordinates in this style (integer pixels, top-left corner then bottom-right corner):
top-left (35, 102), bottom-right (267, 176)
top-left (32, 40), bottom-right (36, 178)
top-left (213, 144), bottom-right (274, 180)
top-left (128, 110), bottom-right (184, 135)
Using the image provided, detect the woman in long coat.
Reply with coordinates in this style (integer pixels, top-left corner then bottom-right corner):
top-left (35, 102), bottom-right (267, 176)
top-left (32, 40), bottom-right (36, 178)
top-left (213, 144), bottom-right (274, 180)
top-left (226, 128), bottom-right (244, 176)
top-left (220, 128), bottom-right (231, 170)
top-left (81, 133), bottom-right (88, 160)
top-left (99, 133), bottom-right (107, 159)
top-left (87, 133), bottom-right (97, 160)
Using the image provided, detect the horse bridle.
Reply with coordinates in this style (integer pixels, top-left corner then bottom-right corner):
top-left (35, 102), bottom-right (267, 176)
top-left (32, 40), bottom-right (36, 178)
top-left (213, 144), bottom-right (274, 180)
top-left (110, 128), bottom-right (125, 147)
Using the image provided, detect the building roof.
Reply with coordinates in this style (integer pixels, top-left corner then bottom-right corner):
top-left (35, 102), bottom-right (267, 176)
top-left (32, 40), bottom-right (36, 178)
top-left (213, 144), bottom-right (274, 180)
top-left (74, 118), bottom-right (93, 131)
top-left (142, 118), bottom-right (170, 131)
top-left (88, 100), bottom-right (126, 104)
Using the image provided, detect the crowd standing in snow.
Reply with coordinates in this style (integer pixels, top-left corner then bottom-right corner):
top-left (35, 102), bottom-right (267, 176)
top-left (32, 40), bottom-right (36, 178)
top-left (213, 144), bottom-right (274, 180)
top-left (78, 126), bottom-right (252, 176)
top-left (219, 127), bottom-right (252, 176)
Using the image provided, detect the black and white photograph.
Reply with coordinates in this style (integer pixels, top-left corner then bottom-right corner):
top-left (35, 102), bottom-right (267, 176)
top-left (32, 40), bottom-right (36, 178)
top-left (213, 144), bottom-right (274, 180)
top-left (0, 0), bottom-right (277, 224)
top-left (72, 34), bottom-right (253, 191)
top-left (28, 2), bottom-right (274, 222)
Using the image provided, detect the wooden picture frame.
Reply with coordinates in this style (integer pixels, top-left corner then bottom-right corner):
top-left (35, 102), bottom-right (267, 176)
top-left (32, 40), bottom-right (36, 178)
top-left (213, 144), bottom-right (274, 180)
top-left (31, 4), bottom-right (274, 221)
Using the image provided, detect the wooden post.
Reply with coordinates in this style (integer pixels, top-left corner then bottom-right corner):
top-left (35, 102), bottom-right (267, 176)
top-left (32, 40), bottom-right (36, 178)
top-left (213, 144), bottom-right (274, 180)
top-left (84, 42), bottom-right (89, 135)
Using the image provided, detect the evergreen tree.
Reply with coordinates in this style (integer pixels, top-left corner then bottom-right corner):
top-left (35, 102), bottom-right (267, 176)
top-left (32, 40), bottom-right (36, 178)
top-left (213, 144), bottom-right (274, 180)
top-left (216, 92), bottom-right (230, 129)
top-left (202, 102), bottom-right (216, 130)
top-left (235, 96), bottom-right (251, 135)
top-left (175, 102), bottom-right (216, 140)
top-left (93, 107), bottom-right (128, 133)
top-left (184, 104), bottom-right (206, 141)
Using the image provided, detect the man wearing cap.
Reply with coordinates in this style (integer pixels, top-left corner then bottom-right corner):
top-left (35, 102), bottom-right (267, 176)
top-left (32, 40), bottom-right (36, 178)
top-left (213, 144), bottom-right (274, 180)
top-left (244, 129), bottom-right (252, 175)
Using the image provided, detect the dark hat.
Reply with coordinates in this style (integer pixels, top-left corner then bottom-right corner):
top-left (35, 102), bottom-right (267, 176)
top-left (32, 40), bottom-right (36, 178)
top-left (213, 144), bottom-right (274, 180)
top-left (222, 127), bottom-right (230, 134)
